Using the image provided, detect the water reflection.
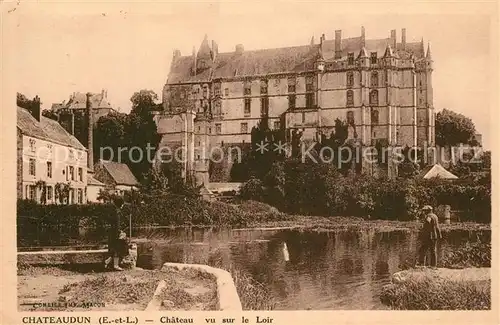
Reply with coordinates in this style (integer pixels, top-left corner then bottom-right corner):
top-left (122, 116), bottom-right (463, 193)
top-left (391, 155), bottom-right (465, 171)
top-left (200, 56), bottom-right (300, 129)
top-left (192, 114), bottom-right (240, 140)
top-left (135, 227), bottom-right (488, 310)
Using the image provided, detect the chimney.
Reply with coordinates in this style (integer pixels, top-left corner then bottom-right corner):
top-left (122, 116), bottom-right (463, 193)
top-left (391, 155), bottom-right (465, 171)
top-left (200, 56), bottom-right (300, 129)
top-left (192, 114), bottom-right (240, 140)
top-left (361, 26), bottom-right (366, 47)
top-left (235, 44), bottom-right (244, 55)
top-left (402, 28), bottom-right (406, 49)
top-left (32, 95), bottom-right (41, 122)
top-left (334, 30), bottom-right (342, 59)
top-left (172, 49), bottom-right (181, 60)
top-left (390, 29), bottom-right (397, 48)
top-left (86, 93), bottom-right (94, 171)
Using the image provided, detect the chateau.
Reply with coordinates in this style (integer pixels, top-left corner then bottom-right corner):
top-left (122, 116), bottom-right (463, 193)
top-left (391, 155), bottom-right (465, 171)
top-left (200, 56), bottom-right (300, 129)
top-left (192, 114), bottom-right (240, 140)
top-left (158, 27), bottom-right (435, 184)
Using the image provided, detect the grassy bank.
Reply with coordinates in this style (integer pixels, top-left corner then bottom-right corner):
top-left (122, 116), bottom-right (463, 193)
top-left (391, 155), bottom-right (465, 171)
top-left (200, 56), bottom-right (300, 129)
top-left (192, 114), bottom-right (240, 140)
top-left (245, 214), bottom-right (491, 232)
top-left (18, 266), bottom-right (217, 311)
top-left (380, 276), bottom-right (491, 310)
top-left (381, 241), bottom-right (491, 310)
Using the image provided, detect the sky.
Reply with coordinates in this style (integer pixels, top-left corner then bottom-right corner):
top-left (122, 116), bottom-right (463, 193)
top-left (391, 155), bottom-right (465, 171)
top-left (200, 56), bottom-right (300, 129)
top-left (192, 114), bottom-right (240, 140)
top-left (4, 1), bottom-right (497, 149)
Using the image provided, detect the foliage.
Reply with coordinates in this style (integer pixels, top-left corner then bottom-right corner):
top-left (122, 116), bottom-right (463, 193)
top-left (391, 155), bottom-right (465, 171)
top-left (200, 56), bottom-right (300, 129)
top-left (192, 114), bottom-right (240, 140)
top-left (17, 199), bottom-right (117, 246)
top-left (436, 109), bottom-right (477, 146)
top-left (441, 241), bottom-right (491, 268)
top-left (380, 276), bottom-right (490, 310)
top-left (92, 90), bottom-right (161, 184)
top-left (239, 163), bottom-right (491, 222)
top-left (17, 93), bottom-right (40, 115)
top-left (54, 182), bottom-right (71, 205)
top-left (41, 109), bottom-right (58, 121)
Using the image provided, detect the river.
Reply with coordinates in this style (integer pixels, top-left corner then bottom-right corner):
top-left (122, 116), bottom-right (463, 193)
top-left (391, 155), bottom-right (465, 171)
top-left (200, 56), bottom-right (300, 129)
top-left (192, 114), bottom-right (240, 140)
top-left (134, 227), bottom-right (489, 310)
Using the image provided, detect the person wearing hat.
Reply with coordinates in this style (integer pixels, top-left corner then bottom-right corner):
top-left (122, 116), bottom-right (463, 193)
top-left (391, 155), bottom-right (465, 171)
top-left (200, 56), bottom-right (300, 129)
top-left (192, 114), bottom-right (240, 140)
top-left (417, 205), bottom-right (442, 267)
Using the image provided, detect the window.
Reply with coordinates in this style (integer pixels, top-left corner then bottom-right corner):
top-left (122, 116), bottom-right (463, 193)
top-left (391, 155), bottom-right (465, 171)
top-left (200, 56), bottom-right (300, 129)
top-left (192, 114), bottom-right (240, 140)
top-left (69, 149), bottom-right (74, 161)
top-left (288, 95), bottom-right (296, 110)
top-left (244, 98), bottom-right (251, 115)
top-left (346, 90), bottom-right (354, 107)
top-left (202, 85), bottom-right (208, 98)
top-left (77, 189), bottom-right (83, 204)
top-left (29, 185), bottom-right (36, 201)
top-left (370, 52), bottom-right (377, 65)
top-left (260, 79), bottom-right (268, 94)
top-left (287, 77), bottom-right (296, 93)
top-left (301, 112), bottom-right (306, 123)
top-left (348, 52), bottom-right (354, 65)
top-left (70, 189), bottom-right (74, 204)
top-left (244, 81), bottom-right (252, 96)
top-left (69, 166), bottom-right (75, 181)
top-left (78, 167), bottom-right (83, 182)
top-left (346, 72), bottom-right (354, 88)
top-left (260, 97), bottom-right (269, 116)
top-left (306, 76), bottom-right (315, 108)
top-left (47, 161), bottom-right (52, 178)
top-left (214, 83), bottom-right (221, 96)
top-left (215, 124), bottom-right (221, 134)
top-left (274, 121), bottom-right (280, 129)
top-left (29, 139), bottom-right (36, 152)
top-left (47, 186), bottom-right (53, 201)
top-left (224, 88), bottom-right (229, 96)
top-left (346, 111), bottom-right (355, 125)
top-left (371, 71), bottom-right (379, 87)
top-left (208, 127), bottom-right (212, 134)
top-left (371, 110), bottom-right (379, 125)
top-left (370, 90), bottom-right (379, 106)
top-left (241, 123), bottom-right (248, 133)
top-left (29, 158), bottom-right (36, 176)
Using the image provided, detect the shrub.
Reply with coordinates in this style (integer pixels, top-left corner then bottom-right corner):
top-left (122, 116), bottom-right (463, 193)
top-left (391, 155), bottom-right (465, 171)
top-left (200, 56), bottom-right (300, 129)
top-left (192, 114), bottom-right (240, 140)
top-left (441, 241), bottom-right (491, 268)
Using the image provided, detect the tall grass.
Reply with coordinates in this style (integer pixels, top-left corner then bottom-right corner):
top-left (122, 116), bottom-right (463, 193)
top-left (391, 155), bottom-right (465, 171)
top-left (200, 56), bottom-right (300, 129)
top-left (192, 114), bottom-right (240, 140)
top-left (380, 277), bottom-right (490, 310)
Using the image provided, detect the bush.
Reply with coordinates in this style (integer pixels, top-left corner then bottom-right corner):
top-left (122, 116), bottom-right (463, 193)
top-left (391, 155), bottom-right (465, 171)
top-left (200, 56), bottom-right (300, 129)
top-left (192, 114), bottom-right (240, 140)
top-left (441, 241), bottom-right (491, 268)
top-left (17, 200), bottom-right (117, 246)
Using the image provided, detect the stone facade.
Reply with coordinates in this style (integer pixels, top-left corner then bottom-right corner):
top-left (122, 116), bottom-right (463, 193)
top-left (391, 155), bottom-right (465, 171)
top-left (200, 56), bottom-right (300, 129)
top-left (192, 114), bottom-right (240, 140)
top-left (159, 28), bottom-right (435, 183)
top-left (17, 107), bottom-right (88, 204)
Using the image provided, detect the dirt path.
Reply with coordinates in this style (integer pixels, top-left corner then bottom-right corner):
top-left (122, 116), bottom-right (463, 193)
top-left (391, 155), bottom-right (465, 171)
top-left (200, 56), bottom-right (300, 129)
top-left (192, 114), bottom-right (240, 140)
top-left (18, 267), bottom-right (217, 311)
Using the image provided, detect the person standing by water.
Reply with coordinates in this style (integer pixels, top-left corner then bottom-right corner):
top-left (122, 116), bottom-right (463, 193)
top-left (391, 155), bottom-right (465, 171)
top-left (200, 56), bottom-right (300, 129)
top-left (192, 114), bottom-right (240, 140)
top-left (417, 205), bottom-right (442, 268)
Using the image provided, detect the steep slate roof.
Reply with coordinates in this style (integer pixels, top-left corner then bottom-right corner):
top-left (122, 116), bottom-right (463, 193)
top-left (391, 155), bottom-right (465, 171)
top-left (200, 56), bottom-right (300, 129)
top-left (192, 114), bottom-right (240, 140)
top-left (421, 164), bottom-right (458, 180)
top-left (17, 106), bottom-right (86, 150)
top-left (168, 36), bottom-right (425, 84)
top-left (65, 92), bottom-right (112, 110)
top-left (99, 161), bottom-right (139, 186)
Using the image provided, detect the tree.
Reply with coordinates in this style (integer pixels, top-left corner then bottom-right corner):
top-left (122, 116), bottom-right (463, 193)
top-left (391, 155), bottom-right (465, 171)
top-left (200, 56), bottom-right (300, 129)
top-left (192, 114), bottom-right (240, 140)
top-left (17, 93), bottom-right (38, 114)
top-left (93, 112), bottom-right (129, 162)
top-left (126, 90), bottom-right (162, 182)
top-left (42, 109), bottom-right (58, 121)
top-left (435, 109), bottom-right (476, 147)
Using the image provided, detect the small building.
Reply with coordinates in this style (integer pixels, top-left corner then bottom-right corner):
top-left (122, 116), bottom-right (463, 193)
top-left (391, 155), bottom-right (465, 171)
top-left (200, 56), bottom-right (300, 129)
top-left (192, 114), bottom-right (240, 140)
top-left (17, 101), bottom-right (88, 204)
top-left (420, 164), bottom-right (458, 180)
top-left (94, 160), bottom-right (139, 195)
top-left (87, 174), bottom-right (106, 203)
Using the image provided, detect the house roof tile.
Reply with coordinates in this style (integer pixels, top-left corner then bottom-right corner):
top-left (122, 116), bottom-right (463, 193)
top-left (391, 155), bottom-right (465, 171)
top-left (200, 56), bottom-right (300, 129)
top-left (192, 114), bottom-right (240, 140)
top-left (99, 161), bottom-right (139, 186)
top-left (17, 106), bottom-right (86, 150)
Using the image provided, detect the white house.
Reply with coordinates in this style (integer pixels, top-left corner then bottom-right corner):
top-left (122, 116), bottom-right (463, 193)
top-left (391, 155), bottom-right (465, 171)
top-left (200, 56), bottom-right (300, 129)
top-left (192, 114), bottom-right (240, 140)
top-left (17, 103), bottom-right (88, 204)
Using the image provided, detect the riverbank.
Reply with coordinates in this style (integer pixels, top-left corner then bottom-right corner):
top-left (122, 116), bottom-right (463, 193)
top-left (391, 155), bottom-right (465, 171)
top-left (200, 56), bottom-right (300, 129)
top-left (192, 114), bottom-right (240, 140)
top-left (241, 215), bottom-right (490, 232)
top-left (18, 266), bottom-right (217, 311)
top-left (380, 240), bottom-right (491, 310)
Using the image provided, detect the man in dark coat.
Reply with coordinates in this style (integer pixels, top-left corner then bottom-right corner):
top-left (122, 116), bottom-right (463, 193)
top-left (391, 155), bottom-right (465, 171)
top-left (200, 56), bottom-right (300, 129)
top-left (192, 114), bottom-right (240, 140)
top-left (417, 205), bottom-right (442, 267)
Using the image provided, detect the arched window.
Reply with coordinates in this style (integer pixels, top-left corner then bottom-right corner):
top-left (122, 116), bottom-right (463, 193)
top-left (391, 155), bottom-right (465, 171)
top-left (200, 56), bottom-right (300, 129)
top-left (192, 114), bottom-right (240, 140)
top-left (346, 72), bottom-right (354, 88)
top-left (371, 109), bottom-right (379, 125)
top-left (346, 90), bottom-right (354, 107)
top-left (346, 110), bottom-right (354, 125)
top-left (369, 90), bottom-right (378, 106)
top-left (371, 71), bottom-right (379, 87)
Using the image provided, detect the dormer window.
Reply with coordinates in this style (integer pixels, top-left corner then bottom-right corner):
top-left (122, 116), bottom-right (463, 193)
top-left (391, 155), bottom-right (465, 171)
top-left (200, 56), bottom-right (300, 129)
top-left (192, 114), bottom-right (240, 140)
top-left (348, 53), bottom-right (354, 65)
